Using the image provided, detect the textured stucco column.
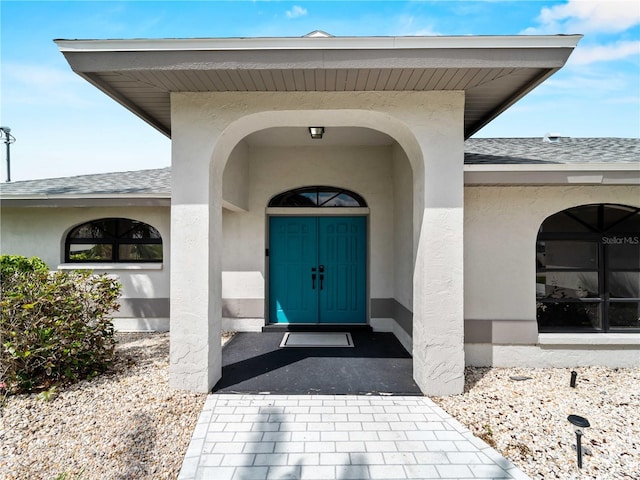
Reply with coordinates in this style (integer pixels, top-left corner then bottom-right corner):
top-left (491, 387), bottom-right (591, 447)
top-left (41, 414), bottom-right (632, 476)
top-left (169, 100), bottom-right (223, 392)
top-left (411, 96), bottom-right (466, 396)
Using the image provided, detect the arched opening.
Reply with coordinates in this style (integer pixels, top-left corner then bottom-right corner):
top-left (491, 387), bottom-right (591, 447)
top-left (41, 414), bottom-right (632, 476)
top-left (218, 123), bottom-right (414, 330)
top-left (65, 217), bottom-right (163, 263)
top-left (536, 204), bottom-right (640, 332)
top-left (216, 120), bottom-right (419, 327)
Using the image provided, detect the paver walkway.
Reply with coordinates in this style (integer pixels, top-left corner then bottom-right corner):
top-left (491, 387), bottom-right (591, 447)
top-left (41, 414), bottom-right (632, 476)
top-left (178, 394), bottom-right (530, 480)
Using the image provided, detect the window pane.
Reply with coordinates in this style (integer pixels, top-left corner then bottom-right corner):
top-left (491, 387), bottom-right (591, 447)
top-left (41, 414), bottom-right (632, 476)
top-left (536, 272), bottom-right (599, 299)
top-left (116, 218), bottom-right (135, 236)
top-left (540, 212), bottom-right (591, 233)
top-left (537, 241), bottom-right (597, 269)
top-left (298, 192), bottom-right (318, 205)
top-left (609, 302), bottom-right (640, 329)
top-left (321, 193), bottom-right (362, 207)
top-left (271, 192), bottom-right (317, 206)
top-left (607, 241), bottom-right (640, 270)
top-left (70, 222), bottom-right (106, 239)
top-left (269, 187), bottom-right (366, 207)
top-left (537, 302), bottom-right (601, 330)
top-left (125, 223), bottom-right (162, 240)
top-left (119, 244), bottom-right (163, 261)
top-left (68, 244), bottom-right (113, 261)
top-left (569, 205), bottom-right (600, 231)
top-left (609, 271), bottom-right (640, 298)
top-left (69, 219), bottom-right (119, 239)
top-left (605, 207), bottom-right (639, 232)
top-left (317, 191), bottom-right (337, 206)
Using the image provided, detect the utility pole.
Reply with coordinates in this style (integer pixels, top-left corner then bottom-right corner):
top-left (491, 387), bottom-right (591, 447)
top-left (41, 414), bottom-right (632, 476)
top-left (0, 126), bottom-right (16, 182)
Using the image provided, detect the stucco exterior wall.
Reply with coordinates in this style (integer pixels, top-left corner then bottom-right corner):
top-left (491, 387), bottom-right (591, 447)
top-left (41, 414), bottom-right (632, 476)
top-left (222, 141), bottom-right (250, 211)
top-left (0, 206), bottom-right (171, 331)
top-left (464, 185), bottom-right (640, 365)
top-left (392, 144), bottom-right (414, 313)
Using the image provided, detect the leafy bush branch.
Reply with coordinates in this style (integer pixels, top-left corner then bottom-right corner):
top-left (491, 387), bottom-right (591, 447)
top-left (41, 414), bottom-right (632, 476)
top-left (1, 256), bottom-right (121, 395)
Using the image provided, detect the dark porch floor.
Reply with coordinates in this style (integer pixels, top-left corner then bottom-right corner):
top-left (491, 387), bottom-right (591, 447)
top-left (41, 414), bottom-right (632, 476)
top-left (212, 330), bottom-right (422, 395)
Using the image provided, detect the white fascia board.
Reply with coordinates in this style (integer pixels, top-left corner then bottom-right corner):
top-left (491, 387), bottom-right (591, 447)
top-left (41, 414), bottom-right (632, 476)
top-left (0, 194), bottom-right (170, 208)
top-left (54, 35), bottom-right (582, 53)
top-left (466, 163), bottom-right (640, 172)
top-left (0, 193), bottom-right (169, 200)
top-left (464, 163), bottom-right (640, 185)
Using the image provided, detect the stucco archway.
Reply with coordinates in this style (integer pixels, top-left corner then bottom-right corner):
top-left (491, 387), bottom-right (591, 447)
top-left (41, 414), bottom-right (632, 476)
top-left (170, 91), bottom-right (465, 395)
top-left (215, 116), bottom-right (420, 383)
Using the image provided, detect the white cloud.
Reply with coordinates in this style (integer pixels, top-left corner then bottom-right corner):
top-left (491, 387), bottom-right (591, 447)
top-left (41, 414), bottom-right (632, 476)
top-left (285, 5), bottom-right (308, 19)
top-left (569, 40), bottom-right (640, 65)
top-left (523, 0), bottom-right (640, 34)
top-left (3, 63), bottom-right (96, 108)
top-left (396, 15), bottom-right (441, 36)
top-left (410, 27), bottom-right (442, 36)
top-left (542, 72), bottom-right (630, 93)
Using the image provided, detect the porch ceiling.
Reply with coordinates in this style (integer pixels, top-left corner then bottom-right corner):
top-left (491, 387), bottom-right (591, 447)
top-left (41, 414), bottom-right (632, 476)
top-left (55, 35), bottom-right (581, 139)
top-left (245, 127), bottom-right (395, 147)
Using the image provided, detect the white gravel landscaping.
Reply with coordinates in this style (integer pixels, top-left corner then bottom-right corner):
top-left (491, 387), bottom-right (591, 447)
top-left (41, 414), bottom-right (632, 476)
top-left (1, 333), bottom-right (207, 480)
top-left (433, 366), bottom-right (640, 479)
top-left (1, 333), bottom-right (638, 479)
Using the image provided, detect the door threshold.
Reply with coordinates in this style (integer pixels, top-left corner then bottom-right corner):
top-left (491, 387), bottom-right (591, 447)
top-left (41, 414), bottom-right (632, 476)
top-left (262, 324), bottom-right (372, 333)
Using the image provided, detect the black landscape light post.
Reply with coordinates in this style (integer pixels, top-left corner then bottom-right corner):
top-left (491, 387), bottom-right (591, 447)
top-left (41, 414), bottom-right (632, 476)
top-left (570, 370), bottom-right (577, 387)
top-left (568, 414), bottom-right (590, 469)
top-left (0, 126), bottom-right (16, 182)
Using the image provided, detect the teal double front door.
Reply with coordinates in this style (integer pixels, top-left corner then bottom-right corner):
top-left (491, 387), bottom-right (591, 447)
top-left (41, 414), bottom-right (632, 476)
top-left (269, 216), bottom-right (367, 324)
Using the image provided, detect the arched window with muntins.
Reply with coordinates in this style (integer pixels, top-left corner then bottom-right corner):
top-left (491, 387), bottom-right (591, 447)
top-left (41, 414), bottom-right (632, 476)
top-left (536, 204), bottom-right (640, 332)
top-left (65, 218), bottom-right (163, 263)
top-left (269, 186), bottom-right (367, 208)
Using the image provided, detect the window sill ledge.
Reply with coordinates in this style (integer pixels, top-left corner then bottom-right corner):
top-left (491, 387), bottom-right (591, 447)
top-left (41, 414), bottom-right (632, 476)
top-left (538, 333), bottom-right (640, 346)
top-left (57, 263), bottom-right (163, 271)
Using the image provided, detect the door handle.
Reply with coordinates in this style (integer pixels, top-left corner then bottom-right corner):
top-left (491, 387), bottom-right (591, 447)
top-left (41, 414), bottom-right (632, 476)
top-left (318, 265), bottom-right (324, 290)
top-left (319, 274), bottom-right (324, 290)
top-left (311, 267), bottom-right (317, 290)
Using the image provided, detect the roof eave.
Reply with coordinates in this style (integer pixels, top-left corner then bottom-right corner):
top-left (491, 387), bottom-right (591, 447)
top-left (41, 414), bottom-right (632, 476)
top-left (465, 67), bottom-right (562, 138)
top-left (54, 34), bottom-right (583, 52)
top-left (0, 194), bottom-right (171, 208)
top-left (74, 71), bottom-right (172, 137)
top-left (464, 163), bottom-right (640, 185)
top-left (55, 34), bottom-right (582, 140)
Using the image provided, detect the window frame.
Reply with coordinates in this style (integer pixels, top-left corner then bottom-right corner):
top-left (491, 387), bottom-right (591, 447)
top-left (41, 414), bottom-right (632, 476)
top-left (65, 218), bottom-right (163, 263)
top-left (537, 204), bottom-right (640, 333)
top-left (268, 186), bottom-right (367, 208)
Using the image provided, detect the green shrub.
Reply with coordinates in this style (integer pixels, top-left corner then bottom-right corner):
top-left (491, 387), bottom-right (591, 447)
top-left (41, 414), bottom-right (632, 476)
top-left (0, 265), bottom-right (121, 394)
top-left (0, 255), bottom-right (49, 278)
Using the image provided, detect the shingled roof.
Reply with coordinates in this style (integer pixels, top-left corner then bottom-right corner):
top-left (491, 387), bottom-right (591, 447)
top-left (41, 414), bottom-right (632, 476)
top-left (1, 138), bottom-right (637, 198)
top-left (465, 137), bottom-right (640, 164)
top-left (0, 167), bottom-right (171, 197)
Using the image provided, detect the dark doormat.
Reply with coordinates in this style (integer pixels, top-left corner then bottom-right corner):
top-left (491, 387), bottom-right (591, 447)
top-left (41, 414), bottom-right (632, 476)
top-left (212, 331), bottom-right (422, 395)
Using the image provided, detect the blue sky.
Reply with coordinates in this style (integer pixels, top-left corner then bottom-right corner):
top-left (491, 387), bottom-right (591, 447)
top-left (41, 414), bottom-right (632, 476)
top-left (1, 1), bottom-right (639, 181)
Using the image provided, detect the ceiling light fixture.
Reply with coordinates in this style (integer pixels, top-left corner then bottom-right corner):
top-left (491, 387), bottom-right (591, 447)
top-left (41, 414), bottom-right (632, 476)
top-left (309, 127), bottom-right (324, 139)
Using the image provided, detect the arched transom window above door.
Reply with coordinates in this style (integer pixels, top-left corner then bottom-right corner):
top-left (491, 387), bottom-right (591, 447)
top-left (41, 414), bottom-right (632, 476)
top-left (536, 204), bottom-right (640, 333)
top-left (268, 186), bottom-right (367, 208)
